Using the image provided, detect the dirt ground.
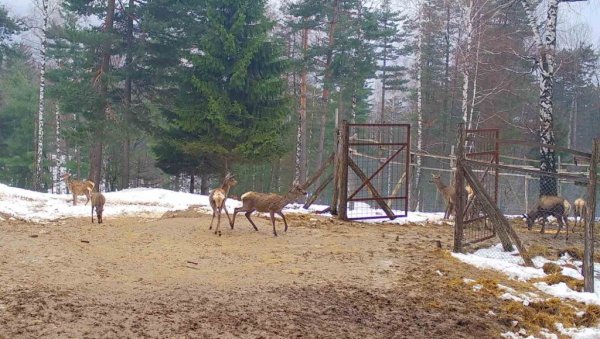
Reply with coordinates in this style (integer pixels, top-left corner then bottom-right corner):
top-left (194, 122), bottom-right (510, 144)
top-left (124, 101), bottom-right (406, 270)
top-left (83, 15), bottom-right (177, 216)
top-left (0, 210), bottom-right (591, 338)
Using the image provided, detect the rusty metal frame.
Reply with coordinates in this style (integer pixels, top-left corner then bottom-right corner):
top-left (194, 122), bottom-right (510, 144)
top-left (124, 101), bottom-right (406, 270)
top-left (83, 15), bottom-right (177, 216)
top-left (462, 128), bottom-right (499, 245)
top-left (342, 123), bottom-right (410, 221)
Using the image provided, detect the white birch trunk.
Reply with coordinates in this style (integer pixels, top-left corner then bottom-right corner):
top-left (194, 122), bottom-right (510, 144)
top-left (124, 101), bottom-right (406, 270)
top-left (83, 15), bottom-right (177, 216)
top-left (414, 10), bottom-right (424, 212)
top-left (461, 0), bottom-right (473, 129)
top-left (54, 103), bottom-right (66, 194)
top-left (34, 0), bottom-right (48, 191)
top-left (468, 23), bottom-right (481, 131)
top-left (520, 0), bottom-right (559, 196)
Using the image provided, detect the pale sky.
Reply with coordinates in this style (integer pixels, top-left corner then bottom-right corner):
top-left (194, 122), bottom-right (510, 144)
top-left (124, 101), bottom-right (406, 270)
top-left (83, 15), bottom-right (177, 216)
top-left (1, 0), bottom-right (599, 46)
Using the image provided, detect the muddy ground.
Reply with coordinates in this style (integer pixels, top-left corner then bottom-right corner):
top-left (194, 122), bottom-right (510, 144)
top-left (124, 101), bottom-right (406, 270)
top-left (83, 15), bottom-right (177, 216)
top-left (0, 211), bottom-right (592, 338)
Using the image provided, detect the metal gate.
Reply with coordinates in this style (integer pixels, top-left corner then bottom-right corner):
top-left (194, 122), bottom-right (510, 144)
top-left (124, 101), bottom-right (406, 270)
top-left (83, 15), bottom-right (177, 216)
top-left (461, 128), bottom-right (499, 245)
top-left (339, 123), bottom-right (410, 221)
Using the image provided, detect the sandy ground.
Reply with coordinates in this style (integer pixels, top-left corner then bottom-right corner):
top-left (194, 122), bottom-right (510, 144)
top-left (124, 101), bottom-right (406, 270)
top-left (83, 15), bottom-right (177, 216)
top-left (0, 210), bottom-right (589, 338)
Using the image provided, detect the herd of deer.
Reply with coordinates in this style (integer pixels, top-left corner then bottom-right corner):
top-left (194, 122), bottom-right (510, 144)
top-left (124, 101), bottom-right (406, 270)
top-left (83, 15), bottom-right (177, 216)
top-left (61, 170), bottom-right (587, 239)
top-left (430, 173), bottom-right (588, 240)
top-left (61, 172), bottom-right (307, 237)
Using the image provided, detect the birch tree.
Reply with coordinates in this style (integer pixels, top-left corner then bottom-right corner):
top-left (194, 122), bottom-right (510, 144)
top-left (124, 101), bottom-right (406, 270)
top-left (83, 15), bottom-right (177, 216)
top-left (34, 0), bottom-right (49, 191)
top-left (520, 0), bottom-right (586, 195)
top-left (414, 8), bottom-right (424, 211)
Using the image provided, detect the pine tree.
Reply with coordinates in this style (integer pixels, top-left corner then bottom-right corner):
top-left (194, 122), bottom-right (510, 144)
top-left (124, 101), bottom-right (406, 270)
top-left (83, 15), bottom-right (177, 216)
top-left (159, 0), bottom-right (290, 174)
top-left (0, 49), bottom-right (38, 188)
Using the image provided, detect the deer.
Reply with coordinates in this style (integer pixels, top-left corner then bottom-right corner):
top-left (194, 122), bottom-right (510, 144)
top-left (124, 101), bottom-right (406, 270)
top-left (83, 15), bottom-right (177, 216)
top-left (207, 172), bottom-right (238, 236)
top-left (523, 195), bottom-right (570, 240)
top-left (429, 174), bottom-right (456, 219)
top-left (429, 174), bottom-right (476, 220)
top-left (91, 192), bottom-right (106, 224)
top-left (231, 181), bottom-right (307, 236)
top-left (62, 173), bottom-right (95, 206)
top-left (572, 198), bottom-right (587, 232)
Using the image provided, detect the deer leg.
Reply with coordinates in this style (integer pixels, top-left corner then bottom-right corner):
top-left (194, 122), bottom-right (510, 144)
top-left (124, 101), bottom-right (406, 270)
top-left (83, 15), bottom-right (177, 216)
top-left (85, 192), bottom-right (90, 206)
top-left (278, 212), bottom-right (289, 232)
top-left (215, 207), bottom-right (222, 236)
top-left (223, 205), bottom-right (233, 229)
top-left (232, 207), bottom-right (242, 229)
top-left (72, 193), bottom-right (77, 206)
top-left (270, 211), bottom-right (277, 236)
top-left (209, 209), bottom-right (216, 230)
top-left (91, 206), bottom-right (95, 223)
top-left (245, 211), bottom-right (259, 231)
top-left (540, 217), bottom-right (546, 234)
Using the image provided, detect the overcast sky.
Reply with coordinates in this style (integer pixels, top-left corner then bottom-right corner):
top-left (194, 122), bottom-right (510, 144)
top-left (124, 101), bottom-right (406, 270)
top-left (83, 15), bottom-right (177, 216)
top-left (1, 0), bottom-right (599, 46)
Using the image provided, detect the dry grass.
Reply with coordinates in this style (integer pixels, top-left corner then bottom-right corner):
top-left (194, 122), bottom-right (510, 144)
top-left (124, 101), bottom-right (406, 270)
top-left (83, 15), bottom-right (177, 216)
top-left (528, 244), bottom-right (555, 259)
top-left (539, 274), bottom-right (584, 292)
top-left (502, 298), bottom-right (578, 332)
top-left (542, 263), bottom-right (562, 275)
top-left (577, 304), bottom-right (600, 327)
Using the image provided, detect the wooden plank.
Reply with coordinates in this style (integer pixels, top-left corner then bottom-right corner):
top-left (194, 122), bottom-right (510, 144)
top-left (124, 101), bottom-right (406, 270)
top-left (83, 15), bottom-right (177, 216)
top-left (463, 159), bottom-right (588, 183)
top-left (303, 174), bottom-right (333, 209)
top-left (583, 138), bottom-right (599, 292)
top-left (347, 158), bottom-right (396, 220)
top-left (338, 121), bottom-right (349, 220)
top-left (301, 152), bottom-right (334, 190)
top-left (466, 136), bottom-right (592, 159)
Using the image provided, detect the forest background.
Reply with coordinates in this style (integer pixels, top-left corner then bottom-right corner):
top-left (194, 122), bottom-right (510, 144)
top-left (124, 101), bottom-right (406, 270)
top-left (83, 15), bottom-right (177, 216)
top-left (0, 0), bottom-right (599, 211)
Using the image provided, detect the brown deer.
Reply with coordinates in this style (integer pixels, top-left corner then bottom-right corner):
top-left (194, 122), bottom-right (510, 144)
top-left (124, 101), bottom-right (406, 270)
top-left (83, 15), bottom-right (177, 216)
top-left (573, 198), bottom-right (587, 232)
top-left (231, 182), bottom-right (307, 236)
top-left (208, 172), bottom-right (238, 236)
top-left (523, 195), bottom-right (570, 239)
top-left (91, 192), bottom-right (106, 224)
top-left (429, 174), bottom-right (455, 219)
top-left (62, 173), bottom-right (95, 206)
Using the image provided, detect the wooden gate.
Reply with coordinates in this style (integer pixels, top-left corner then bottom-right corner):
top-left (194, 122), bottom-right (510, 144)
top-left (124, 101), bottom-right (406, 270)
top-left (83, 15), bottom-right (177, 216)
top-left (338, 122), bottom-right (410, 221)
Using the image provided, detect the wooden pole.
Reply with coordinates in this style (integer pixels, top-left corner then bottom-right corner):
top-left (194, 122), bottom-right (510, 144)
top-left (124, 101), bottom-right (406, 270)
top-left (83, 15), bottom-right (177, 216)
top-left (338, 120), bottom-right (349, 220)
top-left (454, 124), bottom-right (465, 253)
top-left (583, 138), bottom-right (599, 292)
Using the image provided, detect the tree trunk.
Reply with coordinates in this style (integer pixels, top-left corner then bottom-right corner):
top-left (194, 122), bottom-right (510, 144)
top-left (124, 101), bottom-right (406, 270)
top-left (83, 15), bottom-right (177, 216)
top-left (316, 0), bottom-right (340, 172)
top-left (521, 0), bottom-right (559, 196)
top-left (89, 0), bottom-right (116, 190)
top-left (55, 103), bottom-right (65, 194)
top-left (461, 0), bottom-right (473, 129)
top-left (200, 173), bottom-right (209, 195)
top-left (121, 0), bottom-right (134, 190)
top-left (414, 10), bottom-right (424, 212)
top-left (442, 1), bottom-right (451, 153)
top-left (34, 0), bottom-right (49, 191)
top-left (295, 26), bottom-right (309, 184)
top-left (189, 173), bottom-right (195, 193)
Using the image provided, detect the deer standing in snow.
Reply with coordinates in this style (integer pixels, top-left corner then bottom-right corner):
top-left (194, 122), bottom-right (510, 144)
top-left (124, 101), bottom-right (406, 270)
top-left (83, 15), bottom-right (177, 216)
top-left (62, 173), bottom-right (95, 206)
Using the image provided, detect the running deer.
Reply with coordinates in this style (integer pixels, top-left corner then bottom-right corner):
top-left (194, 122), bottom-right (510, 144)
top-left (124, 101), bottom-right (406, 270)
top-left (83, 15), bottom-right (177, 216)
top-left (523, 195), bottom-right (570, 240)
top-left (208, 172), bottom-right (238, 236)
top-left (62, 173), bottom-right (95, 206)
top-left (91, 192), bottom-right (106, 224)
top-left (231, 182), bottom-right (307, 236)
top-left (573, 198), bottom-right (587, 232)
